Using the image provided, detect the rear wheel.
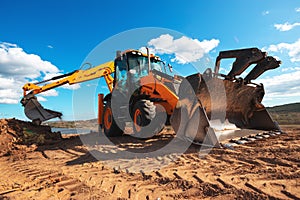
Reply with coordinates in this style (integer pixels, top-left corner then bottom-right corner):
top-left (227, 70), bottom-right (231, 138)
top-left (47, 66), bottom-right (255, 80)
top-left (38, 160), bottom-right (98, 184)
top-left (132, 100), bottom-right (165, 139)
top-left (103, 101), bottom-right (125, 137)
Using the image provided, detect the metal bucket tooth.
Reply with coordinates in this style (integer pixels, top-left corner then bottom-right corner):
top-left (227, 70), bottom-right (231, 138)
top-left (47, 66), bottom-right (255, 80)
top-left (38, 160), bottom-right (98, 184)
top-left (170, 66), bottom-right (281, 147)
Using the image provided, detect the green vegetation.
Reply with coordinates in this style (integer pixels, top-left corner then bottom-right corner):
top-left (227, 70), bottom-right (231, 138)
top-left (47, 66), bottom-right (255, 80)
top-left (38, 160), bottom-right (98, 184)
top-left (267, 103), bottom-right (300, 113)
top-left (46, 121), bottom-right (76, 128)
top-left (267, 103), bottom-right (300, 125)
top-left (46, 119), bottom-right (98, 128)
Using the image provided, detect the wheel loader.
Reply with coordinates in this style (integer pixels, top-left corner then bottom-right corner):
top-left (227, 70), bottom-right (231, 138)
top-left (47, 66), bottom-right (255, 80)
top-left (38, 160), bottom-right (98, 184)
top-left (21, 47), bottom-right (281, 147)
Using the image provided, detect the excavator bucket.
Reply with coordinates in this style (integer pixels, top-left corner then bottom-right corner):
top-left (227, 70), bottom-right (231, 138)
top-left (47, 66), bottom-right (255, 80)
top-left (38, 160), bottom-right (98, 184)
top-left (171, 48), bottom-right (281, 147)
top-left (20, 94), bottom-right (62, 125)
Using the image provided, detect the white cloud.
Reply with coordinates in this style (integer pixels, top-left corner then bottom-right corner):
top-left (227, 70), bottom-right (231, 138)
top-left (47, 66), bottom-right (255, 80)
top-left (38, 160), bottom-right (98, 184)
top-left (281, 67), bottom-right (300, 72)
top-left (0, 88), bottom-right (20, 104)
top-left (145, 34), bottom-right (219, 64)
top-left (0, 43), bottom-right (59, 78)
top-left (264, 38), bottom-right (300, 62)
top-left (37, 96), bottom-right (47, 102)
top-left (47, 45), bottom-right (54, 49)
top-left (0, 42), bottom-right (77, 104)
top-left (296, 8), bottom-right (300, 12)
top-left (61, 84), bottom-right (80, 90)
top-left (262, 10), bottom-right (269, 15)
top-left (139, 46), bottom-right (156, 55)
top-left (261, 40), bottom-right (300, 103)
top-left (274, 22), bottom-right (300, 31)
top-left (40, 89), bottom-right (59, 97)
top-left (258, 69), bottom-right (300, 99)
top-left (0, 99), bottom-right (18, 104)
top-left (0, 77), bottom-right (15, 89)
top-left (219, 67), bottom-right (229, 74)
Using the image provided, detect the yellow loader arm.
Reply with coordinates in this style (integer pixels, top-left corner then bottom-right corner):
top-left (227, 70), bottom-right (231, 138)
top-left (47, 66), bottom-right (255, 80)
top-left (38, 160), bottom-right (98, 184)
top-left (21, 61), bottom-right (115, 125)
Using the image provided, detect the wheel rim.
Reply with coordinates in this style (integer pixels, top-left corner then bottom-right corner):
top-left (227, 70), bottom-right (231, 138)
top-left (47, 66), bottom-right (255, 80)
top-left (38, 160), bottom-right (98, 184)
top-left (134, 109), bottom-right (142, 132)
top-left (104, 107), bottom-right (113, 129)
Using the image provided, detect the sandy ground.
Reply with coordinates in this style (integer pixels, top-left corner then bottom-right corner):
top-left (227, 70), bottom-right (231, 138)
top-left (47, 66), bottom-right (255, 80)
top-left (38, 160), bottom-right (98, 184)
top-left (0, 121), bottom-right (299, 200)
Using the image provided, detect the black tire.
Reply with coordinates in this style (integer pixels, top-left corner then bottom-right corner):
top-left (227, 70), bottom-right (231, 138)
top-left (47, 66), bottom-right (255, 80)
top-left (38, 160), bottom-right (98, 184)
top-left (103, 101), bottom-right (125, 137)
top-left (132, 100), bottom-right (165, 139)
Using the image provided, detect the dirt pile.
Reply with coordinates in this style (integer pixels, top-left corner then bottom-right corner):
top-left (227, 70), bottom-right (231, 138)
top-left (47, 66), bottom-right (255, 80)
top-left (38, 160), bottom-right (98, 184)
top-left (0, 118), bottom-right (62, 157)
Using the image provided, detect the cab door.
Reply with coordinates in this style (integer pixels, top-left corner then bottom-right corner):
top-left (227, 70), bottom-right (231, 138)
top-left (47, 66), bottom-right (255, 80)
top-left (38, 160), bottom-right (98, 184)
top-left (114, 56), bottom-right (128, 95)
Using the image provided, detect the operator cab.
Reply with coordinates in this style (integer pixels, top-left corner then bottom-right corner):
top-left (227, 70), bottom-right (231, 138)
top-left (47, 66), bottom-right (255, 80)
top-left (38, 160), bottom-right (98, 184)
top-left (114, 50), bottom-right (167, 94)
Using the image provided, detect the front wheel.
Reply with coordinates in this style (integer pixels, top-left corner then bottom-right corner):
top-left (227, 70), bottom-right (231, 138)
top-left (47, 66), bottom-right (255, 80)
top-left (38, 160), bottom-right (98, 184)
top-left (132, 100), bottom-right (165, 139)
top-left (103, 101), bottom-right (125, 137)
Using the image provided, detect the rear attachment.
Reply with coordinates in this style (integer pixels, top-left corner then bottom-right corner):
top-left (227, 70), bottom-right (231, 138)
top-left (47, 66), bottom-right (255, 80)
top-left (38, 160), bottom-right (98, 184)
top-left (171, 48), bottom-right (281, 147)
top-left (21, 94), bottom-right (62, 125)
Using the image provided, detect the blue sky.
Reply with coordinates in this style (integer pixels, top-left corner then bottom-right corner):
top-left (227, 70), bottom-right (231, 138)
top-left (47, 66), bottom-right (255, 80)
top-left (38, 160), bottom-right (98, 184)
top-left (0, 0), bottom-right (300, 120)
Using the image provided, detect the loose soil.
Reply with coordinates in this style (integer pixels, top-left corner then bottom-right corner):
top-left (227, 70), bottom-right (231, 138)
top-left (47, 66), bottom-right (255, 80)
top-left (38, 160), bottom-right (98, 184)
top-left (0, 118), bottom-right (299, 200)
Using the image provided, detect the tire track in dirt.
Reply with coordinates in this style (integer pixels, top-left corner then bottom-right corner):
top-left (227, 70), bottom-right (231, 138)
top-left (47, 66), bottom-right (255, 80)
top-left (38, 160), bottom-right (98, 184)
top-left (143, 131), bottom-right (300, 199)
top-left (60, 163), bottom-right (131, 198)
top-left (1, 127), bottom-right (299, 199)
top-left (42, 149), bottom-right (79, 160)
top-left (5, 159), bottom-right (92, 199)
top-left (118, 130), bottom-right (299, 199)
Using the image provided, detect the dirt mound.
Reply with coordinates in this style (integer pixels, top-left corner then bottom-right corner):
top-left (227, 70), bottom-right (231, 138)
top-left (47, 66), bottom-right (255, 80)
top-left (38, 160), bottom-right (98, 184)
top-left (0, 118), bottom-right (62, 157)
